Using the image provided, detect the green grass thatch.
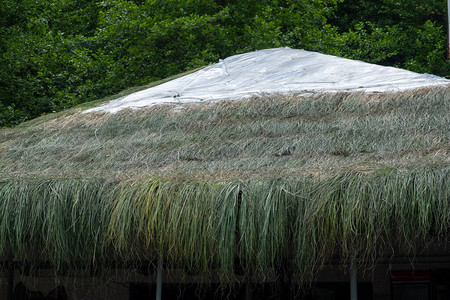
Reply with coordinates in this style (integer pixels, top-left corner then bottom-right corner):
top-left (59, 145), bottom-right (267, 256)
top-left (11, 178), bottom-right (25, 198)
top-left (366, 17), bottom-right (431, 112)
top-left (1, 86), bottom-right (449, 181)
top-left (0, 86), bottom-right (449, 282)
top-left (0, 169), bottom-right (449, 281)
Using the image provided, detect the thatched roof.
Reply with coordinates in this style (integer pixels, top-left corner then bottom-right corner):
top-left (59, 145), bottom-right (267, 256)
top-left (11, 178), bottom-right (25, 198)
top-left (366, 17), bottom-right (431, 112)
top-left (0, 86), bottom-right (449, 281)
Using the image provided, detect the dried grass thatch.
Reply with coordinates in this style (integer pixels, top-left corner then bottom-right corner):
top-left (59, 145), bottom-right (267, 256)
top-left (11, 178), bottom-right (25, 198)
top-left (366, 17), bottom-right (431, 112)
top-left (0, 86), bottom-right (449, 281)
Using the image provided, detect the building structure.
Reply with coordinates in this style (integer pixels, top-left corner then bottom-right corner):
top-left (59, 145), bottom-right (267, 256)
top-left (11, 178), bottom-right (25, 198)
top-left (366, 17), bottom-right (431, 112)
top-left (0, 50), bottom-right (449, 300)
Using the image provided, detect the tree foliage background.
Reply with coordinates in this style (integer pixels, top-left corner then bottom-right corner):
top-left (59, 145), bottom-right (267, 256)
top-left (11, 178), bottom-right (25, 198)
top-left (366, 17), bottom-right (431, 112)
top-left (1, 0), bottom-right (449, 126)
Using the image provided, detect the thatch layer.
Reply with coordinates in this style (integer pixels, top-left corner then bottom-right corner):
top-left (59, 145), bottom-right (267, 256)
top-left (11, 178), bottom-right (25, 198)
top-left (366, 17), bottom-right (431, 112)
top-left (0, 169), bottom-right (449, 280)
top-left (0, 179), bottom-right (114, 269)
top-left (0, 86), bottom-right (449, 280)
top-left (1, 86), bottom-right (449, 180)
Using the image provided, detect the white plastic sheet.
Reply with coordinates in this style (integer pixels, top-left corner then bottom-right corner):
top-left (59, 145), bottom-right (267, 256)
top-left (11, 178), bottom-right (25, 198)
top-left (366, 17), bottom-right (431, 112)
top-left (84, 47), bottom-right (449, 113)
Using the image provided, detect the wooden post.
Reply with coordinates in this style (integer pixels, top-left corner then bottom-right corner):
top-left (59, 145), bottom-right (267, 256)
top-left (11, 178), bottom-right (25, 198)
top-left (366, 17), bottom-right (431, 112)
top-left (350, 258), bottom-right (357, 300)
top-left (245, 272), bottom-right (252, 300)
top-left (156, 257), bottom-right (163, 300)
top-left (5, 264), bottom-right (14, 300)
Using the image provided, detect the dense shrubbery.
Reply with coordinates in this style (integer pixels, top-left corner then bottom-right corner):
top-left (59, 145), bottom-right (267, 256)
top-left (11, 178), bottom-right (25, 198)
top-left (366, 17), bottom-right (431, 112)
top-left (1, 0), bottom-right (449, 126)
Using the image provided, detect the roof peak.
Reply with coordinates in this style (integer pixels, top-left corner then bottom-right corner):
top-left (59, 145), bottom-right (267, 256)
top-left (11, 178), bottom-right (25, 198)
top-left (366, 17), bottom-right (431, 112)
top-left (86, 47), bottom-right (449, 113)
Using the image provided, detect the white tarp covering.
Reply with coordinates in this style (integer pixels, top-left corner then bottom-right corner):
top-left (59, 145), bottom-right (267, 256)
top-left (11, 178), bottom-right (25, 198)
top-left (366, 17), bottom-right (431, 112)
top-left (85, 47), bottom-right (449, 113)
